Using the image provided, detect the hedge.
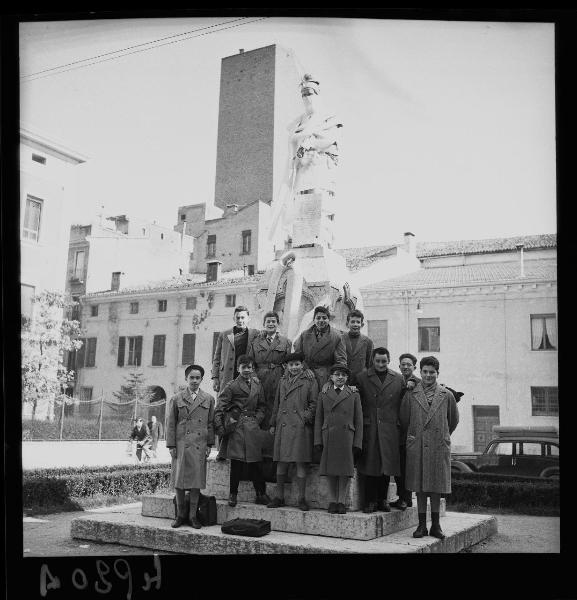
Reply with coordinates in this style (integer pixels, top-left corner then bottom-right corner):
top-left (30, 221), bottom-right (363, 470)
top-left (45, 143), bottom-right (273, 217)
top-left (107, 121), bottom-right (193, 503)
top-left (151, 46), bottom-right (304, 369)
top-left (25, 463), bottom-right (171, 478)
top-left (23, 464), bottom-right (172, 508)
top-left (22, 418), bottom-right (143, 440)
top-left (449, 478), bottom-right (559, 510)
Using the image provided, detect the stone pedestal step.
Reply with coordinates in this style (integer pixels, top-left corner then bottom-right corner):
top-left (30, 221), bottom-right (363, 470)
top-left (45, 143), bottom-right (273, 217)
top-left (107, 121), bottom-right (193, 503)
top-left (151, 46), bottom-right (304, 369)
top-left (199, 457), bottom-right (407, 511)
top-left (71, 510), bottom-right (497, 554)
top-left (142, 493), bottom-right (444, 540)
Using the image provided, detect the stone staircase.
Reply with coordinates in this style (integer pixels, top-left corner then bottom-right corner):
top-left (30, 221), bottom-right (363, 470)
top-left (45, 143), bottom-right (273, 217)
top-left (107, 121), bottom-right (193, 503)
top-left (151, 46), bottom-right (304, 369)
top-left (70, 457), bottom-right (497, 553)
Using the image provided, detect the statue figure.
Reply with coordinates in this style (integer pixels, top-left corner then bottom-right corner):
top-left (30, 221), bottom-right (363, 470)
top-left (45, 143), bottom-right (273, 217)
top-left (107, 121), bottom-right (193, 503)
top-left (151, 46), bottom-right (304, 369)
top-left (270, 74), bottom-right (343, 247)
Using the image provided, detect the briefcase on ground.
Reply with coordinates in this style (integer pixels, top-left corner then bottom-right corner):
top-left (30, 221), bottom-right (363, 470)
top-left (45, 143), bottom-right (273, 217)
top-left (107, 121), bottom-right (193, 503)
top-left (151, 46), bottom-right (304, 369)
top-left (172, 492), bottom-right (217, 526)
top-left (221, 518), bottom-right (271, 537)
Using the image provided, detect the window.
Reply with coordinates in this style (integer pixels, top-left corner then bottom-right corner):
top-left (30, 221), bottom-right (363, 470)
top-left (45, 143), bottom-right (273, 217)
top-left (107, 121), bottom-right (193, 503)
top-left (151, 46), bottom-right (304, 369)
top-left (367, 320), bottom-right (388, 348)
top-left (225, 294), bottom-right (236, 307)
top-left (418, 317), bottom-right (440, 352)
top-left (186, 297), bottom-right (197, 310)
top-left (127, 336), bottom-right (143, 366)
top-left (73, 250), bottom-right (85, 279)
top-left (158, 300), bottom-right (167, 312)
top-left (487, 442), bottom-right (514, 456)
top-left (129, 302), bottom-right (139, 314)
top-left (76, 337), bottom-right (97, 368)
top-left (80, 387), bottom-right (93, 401)
top-left (21, 284), bottom-right (35, 320)
top-left (90, 305), bottom-right (98, 317)
top-left (207, 262), bottom-right (219, 282)
top-left (152, 335), bottom-right (166, 366)
top-left (181, 214), bottom-right (186, 221)
top-left (23, 196), bottom-right (43, 241)
top-left (117, 337), bottom-right (126, 366)
top-left (546, 444), bottom-right (559, 457)
top-left (519, 442), bottom-right (542, 456)
top-left (531, 314), bottom-right (557, 350)
top-left (111, 272), bottom-right (121, 291)
top-left (531, 386), bottom-right (558, 416)
top-left (207, 234), bottom-right (216, 258)
top-left (32, 153), bottom-right (46, 164)
top-left (246, 265), bottom-right (255, 276)
top-left (241, 230), bottom-right (252, 255)
top-left (182, 333), bottom-right (196, 365)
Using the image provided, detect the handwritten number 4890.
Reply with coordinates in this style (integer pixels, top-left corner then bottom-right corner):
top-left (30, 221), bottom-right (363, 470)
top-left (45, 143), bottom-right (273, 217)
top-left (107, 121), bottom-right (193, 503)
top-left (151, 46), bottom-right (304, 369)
top-left (40, 555), bottom-right (161, 599)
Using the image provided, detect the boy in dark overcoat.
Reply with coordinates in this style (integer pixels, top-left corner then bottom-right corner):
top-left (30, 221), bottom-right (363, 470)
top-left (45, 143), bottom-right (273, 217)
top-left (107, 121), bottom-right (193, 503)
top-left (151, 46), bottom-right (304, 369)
top-left (340, 309), bottom-right (373, 388)
top-left (268, 352), bottom-right (318, 511)
top-left (166, 364), bottom-right (215, 529)
top-left (356, 347), bottom-right (406, 513)
top-left (293, 306), bottom-right (347, 390)
top-left (214, 354), bottom-right (271, 507)
top-left (314, 364), bottom-right (363, 514)
top-left (400, 356), bottom-right (459, 539)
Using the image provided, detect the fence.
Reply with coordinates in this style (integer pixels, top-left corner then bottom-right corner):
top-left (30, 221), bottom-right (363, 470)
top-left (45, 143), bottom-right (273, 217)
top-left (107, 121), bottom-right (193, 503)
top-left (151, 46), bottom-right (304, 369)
top-left (22, 393), bottom-right (168, 441)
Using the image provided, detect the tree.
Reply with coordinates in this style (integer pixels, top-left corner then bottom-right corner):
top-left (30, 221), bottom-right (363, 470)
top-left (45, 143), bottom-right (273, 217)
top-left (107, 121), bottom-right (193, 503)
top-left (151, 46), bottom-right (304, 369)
top-left (113, 371), bottom-right (155, 422)
top-left (21, 291), bottom-right (84, 421)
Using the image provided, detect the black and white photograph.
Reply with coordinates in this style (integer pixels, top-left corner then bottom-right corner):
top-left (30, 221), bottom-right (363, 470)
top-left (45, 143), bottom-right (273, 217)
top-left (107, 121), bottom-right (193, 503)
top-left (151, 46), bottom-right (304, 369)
top-left (6, 8), bottom-right (567, 594)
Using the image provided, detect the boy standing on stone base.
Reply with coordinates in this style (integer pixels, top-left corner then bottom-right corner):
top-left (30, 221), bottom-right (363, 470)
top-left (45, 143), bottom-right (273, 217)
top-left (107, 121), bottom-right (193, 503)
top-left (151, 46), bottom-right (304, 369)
top-left (166, 364), bottom-right (215, 529)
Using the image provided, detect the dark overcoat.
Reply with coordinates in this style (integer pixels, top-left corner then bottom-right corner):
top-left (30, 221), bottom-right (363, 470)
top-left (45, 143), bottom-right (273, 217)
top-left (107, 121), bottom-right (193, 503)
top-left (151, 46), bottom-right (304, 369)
top-left (314, 386), bottom-right (363, 476)
top-left (211, 327), bottom-right (260, 390)
top-left (399, 382), bottom-right (459, 494)
top-left (356, 367), bottom-right (406, 477)
top-left (214, 375), bottom-right (266, 463)
top-left (293, 325), bottom-right (347, 389)
top-left (247, 331), bottom-right (293, 431)
top-left (341, 333), bottom-right (373, 386)
top-left (166, 388), bottom-right (215, 489)
top-left (271, 372), bottom-right (318, 463)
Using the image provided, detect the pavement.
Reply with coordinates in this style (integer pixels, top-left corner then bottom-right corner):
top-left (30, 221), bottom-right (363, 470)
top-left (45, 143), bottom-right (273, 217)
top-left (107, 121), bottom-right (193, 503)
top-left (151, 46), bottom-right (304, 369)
top-left (22, 502), bottom-right (560, 556)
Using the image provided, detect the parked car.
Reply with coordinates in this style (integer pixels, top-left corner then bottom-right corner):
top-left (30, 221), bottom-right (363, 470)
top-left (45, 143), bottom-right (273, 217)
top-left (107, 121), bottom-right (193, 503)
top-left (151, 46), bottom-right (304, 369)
top-left (451, 426), bottom-right (559, 479)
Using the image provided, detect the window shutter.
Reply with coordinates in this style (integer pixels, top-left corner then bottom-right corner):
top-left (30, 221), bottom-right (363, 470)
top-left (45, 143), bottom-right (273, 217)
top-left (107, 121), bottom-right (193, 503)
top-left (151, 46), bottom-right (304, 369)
top-left (152, 335), bottom-right (166, 366)
top-left (117, 336), bottom-right (126, 366)
top-left (86, 338), bottom-right (97, 367)
top-left (182, 333), bottom-right (196, 365)
top-left (135, 336), bottom-right (143, 366)
top-left (76, 338), bottom-right (86, 369)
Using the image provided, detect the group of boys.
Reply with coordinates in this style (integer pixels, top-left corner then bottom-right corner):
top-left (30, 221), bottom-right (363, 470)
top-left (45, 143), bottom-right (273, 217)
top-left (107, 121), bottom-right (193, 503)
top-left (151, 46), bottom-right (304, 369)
top-left (166, 304), bottom-right (459, 540)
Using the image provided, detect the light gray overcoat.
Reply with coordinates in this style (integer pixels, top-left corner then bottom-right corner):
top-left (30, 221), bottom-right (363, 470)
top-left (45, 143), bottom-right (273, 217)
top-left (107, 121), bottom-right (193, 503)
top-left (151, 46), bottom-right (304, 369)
top-left (166, 388), bottom-right (215, 490)
top-left (211, 327), bottom-right (260, 390)
top-left (314, 386), bottom-right (363, 476)
top-left (271, 372), bottom-right (318, 463)
top-left (399, 382), bottom-right (459, 494)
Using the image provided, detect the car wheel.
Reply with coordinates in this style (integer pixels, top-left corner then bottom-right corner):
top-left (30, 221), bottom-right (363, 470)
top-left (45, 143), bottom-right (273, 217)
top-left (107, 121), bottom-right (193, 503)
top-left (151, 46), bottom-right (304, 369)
top-left (539, 468), bottom-right (559, 479)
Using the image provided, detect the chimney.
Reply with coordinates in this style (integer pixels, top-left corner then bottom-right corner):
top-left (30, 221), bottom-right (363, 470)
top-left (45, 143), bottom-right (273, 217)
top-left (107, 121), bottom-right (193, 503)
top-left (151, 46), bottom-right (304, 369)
top-left (516, 243), bottom-right (525, 278)
top-left (403, 232), bottom-right (416, 255)
top-left (239, 49), bottom-right (244, 54)
top-left (225, 203), bottom-right (239, 216)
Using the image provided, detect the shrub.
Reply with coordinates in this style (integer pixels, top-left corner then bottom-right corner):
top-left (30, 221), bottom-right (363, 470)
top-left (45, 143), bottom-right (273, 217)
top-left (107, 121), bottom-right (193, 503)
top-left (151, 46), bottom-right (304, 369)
top-left (449, 478), bottom-right (559, 511)
top-left (23, 464), bottom-right (172, 509)
top-left (22, 417), bottom-right (141, 440)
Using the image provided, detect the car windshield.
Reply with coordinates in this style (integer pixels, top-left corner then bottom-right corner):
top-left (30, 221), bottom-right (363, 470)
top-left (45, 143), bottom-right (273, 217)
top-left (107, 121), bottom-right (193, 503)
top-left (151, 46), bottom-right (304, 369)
top-left (486, 441), bottom-right (513, 455)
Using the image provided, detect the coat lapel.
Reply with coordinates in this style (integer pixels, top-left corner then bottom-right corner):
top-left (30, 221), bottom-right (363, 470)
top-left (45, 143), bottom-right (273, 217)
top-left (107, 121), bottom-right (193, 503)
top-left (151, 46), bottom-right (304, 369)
top-left (310, 327), bottom-right (332, 355)
top-left (413, 383), bottom-right (431, 415)
top-left (227, 329), bottom-right (235, 349)
top-left (327, 385), bottom-right (350, 410)
top-left (424, 384), bottom-right (445, 427)
top-left (343, 333), bottom-right (362, 359)
top-left (367, 366), bottom-right (389, 391)
top-left (286, 373), bottom-right (305, 395)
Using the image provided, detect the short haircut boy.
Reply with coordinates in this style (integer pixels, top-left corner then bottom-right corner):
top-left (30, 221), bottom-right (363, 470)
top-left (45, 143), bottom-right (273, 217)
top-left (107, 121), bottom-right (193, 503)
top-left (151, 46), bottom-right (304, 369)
top-left (346, 309), bottom-right (364, 323)
top-left (420, 356), bottom-right (440, 372)
top-left (399, 353), bottom-right (417, 366)
top-left (185, 364), bottom-right (205, 378)
top-left (372, 347), bottom-right (390, 360)
top-left (313, 306), bottom-right (330, 318)
top-left (234, 305), bottom-right (250, 315)
top-left (237, 354), bottom-right (255, 368)
top-left (285, 351), bottom-right (305, 364)
top-left (263, 311), bottom-right (280, 323)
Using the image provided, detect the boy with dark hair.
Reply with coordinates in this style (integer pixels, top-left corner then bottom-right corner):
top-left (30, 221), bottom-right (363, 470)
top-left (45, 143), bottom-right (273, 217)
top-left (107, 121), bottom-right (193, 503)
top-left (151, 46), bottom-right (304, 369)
top-left (356, 347), bottom-right (406, 513)
top-left (314, 364), bottom-right (363, 514)
top-left (400, 356), bottom-right (459, 539)
top-left (341, 309), bottom-right (373, 388)
top-left (214, 355), bottom-right (271, 507)
top-left (166, 364), bottom-right (215, 529)
top-left (293, 305), bottom-right (347, 390)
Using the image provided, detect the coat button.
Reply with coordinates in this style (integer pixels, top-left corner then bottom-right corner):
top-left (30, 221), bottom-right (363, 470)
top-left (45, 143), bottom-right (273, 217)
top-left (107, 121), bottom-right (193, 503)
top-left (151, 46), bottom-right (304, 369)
top-left (282, 423), bottom-right (286, 427)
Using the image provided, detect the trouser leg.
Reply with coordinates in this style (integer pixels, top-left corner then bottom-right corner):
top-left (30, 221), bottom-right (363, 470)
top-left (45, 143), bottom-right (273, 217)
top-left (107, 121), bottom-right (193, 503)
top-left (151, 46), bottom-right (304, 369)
top-left (364, 475), bottom-right (378, 504)
top-left (416, 492), bottom-right (428, 514)
top-left (275, 462), bottom-right (289, 499)
top-left (337, 476), bottom-right (350, 505)
top-left (250, 462), bottom-right (266, 495)
top-left (229, 459), bottom-right (243, 494)
top-left (175, 488), bottom-right (187, 518)
top-left (377, 475), bottom-right (390, 504)
top-left (188, 488), bottom-right (200, 522)
top-left (327, 476), bottom-right (338, 504)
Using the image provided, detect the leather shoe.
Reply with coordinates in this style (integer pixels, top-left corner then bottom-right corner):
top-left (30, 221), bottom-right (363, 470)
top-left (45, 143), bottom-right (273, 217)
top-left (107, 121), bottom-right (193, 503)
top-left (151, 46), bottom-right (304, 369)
top-left (337, 502), bottom-right (347, 514)
top-left (429, 524), bottom-right (446, 540)
top-left (377, 500), bottom-right (391, 512)
top-left (298, 498), bottom-right (309, 512)
top-left (363, 502), bottom-right (377, 513)
top-left (189, 516), bottom-right (202, 529)
top-left (412, 523), bottom-right (428, 538)
top-left (171, 516), bottom-right (187, 528)
top-left (255, 493), bottom-right (271, 505)
top-left (267, 497), bottom-right (285, 508)
top-left (327, 502), bottom-right (338, 514)
top-left (391, 499), bottom-right (408, 511)
top-left (228, 493), bottom-right (237, 507)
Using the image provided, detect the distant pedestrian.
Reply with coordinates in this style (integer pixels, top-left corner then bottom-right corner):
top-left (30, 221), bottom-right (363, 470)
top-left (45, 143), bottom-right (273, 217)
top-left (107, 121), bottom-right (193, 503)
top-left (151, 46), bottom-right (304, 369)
top-left (129, 417), bottom-right (152, 463)
top-left (400, 356), bottom-right (459, 540)
top-left (166, 364), bottom-right (215, 529)
top-left (314, 364), bottom-right (363, 514)
top-left (148, 415), bottom-right (164, 458)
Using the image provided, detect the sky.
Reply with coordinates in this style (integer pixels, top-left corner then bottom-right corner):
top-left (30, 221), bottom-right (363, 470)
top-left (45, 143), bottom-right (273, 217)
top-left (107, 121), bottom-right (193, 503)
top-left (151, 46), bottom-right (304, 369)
top-left (19, 15), bottom-right (556, 248)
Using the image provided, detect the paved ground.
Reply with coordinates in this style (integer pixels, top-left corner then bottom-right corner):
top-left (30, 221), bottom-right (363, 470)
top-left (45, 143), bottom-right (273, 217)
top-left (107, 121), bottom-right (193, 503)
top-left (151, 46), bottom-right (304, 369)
top-left (22, 502), bottom-right (560, 556)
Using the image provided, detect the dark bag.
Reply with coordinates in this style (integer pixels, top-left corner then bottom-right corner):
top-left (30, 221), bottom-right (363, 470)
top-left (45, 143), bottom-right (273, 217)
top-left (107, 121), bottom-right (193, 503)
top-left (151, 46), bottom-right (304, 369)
top-left (221, 517), bottom-right (271, 537)
top-left (173, 492), bottom-right (217, 526)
